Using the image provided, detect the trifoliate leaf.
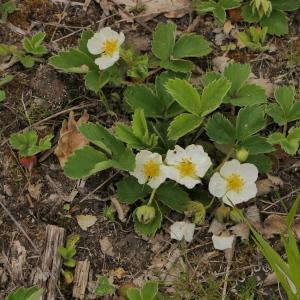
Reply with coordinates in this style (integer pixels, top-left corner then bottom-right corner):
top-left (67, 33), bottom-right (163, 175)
top-left (6, 286), bottom-right (44, 300)
top-left (157, 182), bottom-right (190, 212)
top-left (206, 113), bottom-right (236, 145)
top-left (167, 113), bottom-right (202, 140)
top-left (95, 276), bottom-right (115, 296)
top-left (173, 34), bottom-right (212, 58)
top-left (160, 58), bottom-right (194, 73)
top-left (200, 77), bottom-right (231, 116)
top-left (152, 22), bottom-right (176, 61)
top-left (236, 105), bottom-right (266, 141)
top-left (165, 79), bottom-right (201, 115)
top-left (116, 177), bottom-right (151, 204)
top-left (22, 32), bottom-right (47, 56)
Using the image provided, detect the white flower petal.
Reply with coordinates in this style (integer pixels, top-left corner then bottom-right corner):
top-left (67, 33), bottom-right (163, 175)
top-left (209, 173), bottom-right (227, 198)
top-left (87, 32), bottom-right (104, 55)
top-left (117, 31), bottom-right (125, 46)
top-left (195, 155), bottom-right (212, 177)
top-left (166, 166), bottom-right (180, 181)
top-left (98, 27), bottom-right (120, 41)
top-left (176, 176), bottom-right (200, 189)
top-left (95, 53), bottom-right (119, 70)
top-left (148, 172), bottom-right (166, 189)
top-left (220, 159), bottom-right (241, 177)
top-left (239, 163), bottom-right (258, 182)
top-left (170, 221), bottom-right (195, 242)
top-left (238, 182), bottom-right (257, 201)
top-left (212, 235), bottom-right (235, 250)
top-left (165, 145), bottom-right (186, 165)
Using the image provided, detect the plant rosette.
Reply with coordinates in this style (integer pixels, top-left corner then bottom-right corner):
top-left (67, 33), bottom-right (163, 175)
top-left (87, 27), bottom-right (125, 70)
top-left (209, 159), bottom-right (258, 206)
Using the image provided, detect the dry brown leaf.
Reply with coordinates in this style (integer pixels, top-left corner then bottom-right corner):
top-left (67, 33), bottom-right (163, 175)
top-left (212, 56), bottom-right (231, 72)
top-left (55, 111), bottom-right (89, 167)
top-left (247, 74), bottom-right (274, 97)
top-left (246, 205), bottom-right (263, 231)
top-left (263, 215), bottom-right (287, 239)
top-left (28, 182), bottom-right (43, 200)
top-left (230, 223), bottom-right (249, 241)
top-left (223, 20), bottom-right (234, 35)
top-left (99, 0), bottom-right (112, 15)
top-left (256, 175), bottom-right (283, 196)
top-left (208, 218), bottom-right (226, 235)
top-left (111, 0), bottom-right (191, 20)
top-left (100, 237), bottom-right (115, 256)
top-left (264, 272), bottom-right (278, 287)
top-left (76, 214), bottom-right (97, 231)
top-left (113, 267), bottom-right (126, 279)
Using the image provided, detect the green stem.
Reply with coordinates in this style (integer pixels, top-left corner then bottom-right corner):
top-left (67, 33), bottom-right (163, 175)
top-left (214, 147), bottom-right (235, 172)
top-left (99, 89), bottom-right (112, 114)
top-left (147, 189), bottom-right (157, 206)
top-left (205, 197), bottom-right (215, 209)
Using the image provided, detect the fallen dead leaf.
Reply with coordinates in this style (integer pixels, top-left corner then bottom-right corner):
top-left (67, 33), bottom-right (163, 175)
top-left (113, 267), bottom-right (126, 279)
top-left (246, 205), bottom-right (263, 231)
top-left (55, 111), bottom-right (89, 167)
top-left (111, 196), bottom-right (129, 222)
top-left (212, 56), bottom-right (231, 72)
top-left (76, 214), bottom-right (97, 231)
top-left (100, 237), bottom-right (114, 256)
top-left (263, 215), bottom-right (287, 239)
top-left (256, 175), bottom-right (284, 196)
top-left (223, 20), bottom-right (234, 35)
top-left (230, 223), bottom-right (249, 241)
top-left (247, 74), bottom-right (275, 97)
top-left (264, 272), bottom-right (278, 287)
top-left (111, 0), bottom-right (191, 20)
top-left (28, 182), bottom-right (43, 200)
top-left (208, 218), bottom-right (226, 235)
top-left (228, 8), bottom-right (243, 22)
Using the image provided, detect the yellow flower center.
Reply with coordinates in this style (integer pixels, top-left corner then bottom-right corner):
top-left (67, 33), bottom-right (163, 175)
top-left (144, 160), bottom-right (160, 178)
top-left (227, 174), bottom-right (244, 193)
top-left (102, 39), bottom-right (118, 56)
top-left (177, 159), bottom-right (196, 177)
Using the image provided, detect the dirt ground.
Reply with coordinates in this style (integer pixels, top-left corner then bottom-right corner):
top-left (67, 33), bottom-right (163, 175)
top-left (1, 1), bottom-right (300, 299)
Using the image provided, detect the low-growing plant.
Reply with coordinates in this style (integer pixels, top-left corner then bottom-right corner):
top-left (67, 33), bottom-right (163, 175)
top-left (0, 74), bottom-right (13, 102)
top-left (237, 26), bottom-right (270, 52)
top-left (6, 286), bottom-right (44, 300)
top-left (95, 276), bottom-right (116, 297)
top-left (0, 32), bottom-right (47, 68)
top-left (58, 234), bottom-right (80, 284)
top-left (0, 0), bottom-right (16, 23)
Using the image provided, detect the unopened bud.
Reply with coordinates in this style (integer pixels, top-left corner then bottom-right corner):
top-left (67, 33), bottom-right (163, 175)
top-left (236, 148), bottom-right (249, 162)
top-left (215, 206), bottom-right (230, 222)
top-left (136, 205), bottom-right (156, 224)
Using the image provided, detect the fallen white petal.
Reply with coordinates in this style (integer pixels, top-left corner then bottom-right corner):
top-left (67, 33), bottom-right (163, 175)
top-left (170, 221), bottom-right (195, 242)
top-left (212, 235), bottom-right (235, 250)
top-left (76, 215), bottom-right (97, 231)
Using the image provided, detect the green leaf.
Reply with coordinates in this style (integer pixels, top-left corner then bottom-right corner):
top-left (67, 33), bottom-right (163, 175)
top-left (167, 113), bottom-right (202, 140)
top-left (241, 3), bottom-right (261, 22)
top-left (267, 104), bottom-right (286, 126)
top-left (160, 58), bottom-right (194, 73)
top-left (275, 86), bottom-right (294, 116)
top-left (236, 105), bottom-right (266, 141)
top-left (0, 74), bottom-right (13, 87)
top-left (84, 70), bottom-right (103, 92)
top-left (22, 32), bottom-right (47, 56)
top-left (200, 77), bottom-right (231, 116)
top-left (272, 0), bottom-right (300, 11)
top-left (132, 109), bottom-right (148, 138)
top-left (19, 55), bottom-right (35, 68)
top-left (152, 23), bottom-right (176, 61)
top-left (125, 85), bottom-right (164, 117)
top-left (79, 123), bottom-right (124, 156)
top-left (115, 123), bottom-right (146, 149)
top-left (206, 113), bottom-right (236, 144)
top-left (6, 286), bottom-right (44, 300)
top-left (201, 71), bottom-right (222, 86)
top-left (227, 84), bottom-right (267, 106)
top-left (141, 281), bottom-right (159, 300)
top-left (116, 177), bottom-right (151, 204)
top-left (95, 276), bottom-right (115, 296)
top-left (261, 10), bottom-right (288, 36)
top-left (165, 79), bottom-right (201, 115)
top-left (127, 288), bottom-right (142, 300)
top-left (246, 154), bottom-right (272, 173)
top-left (224, 63), bottom-right (251, 94)
top-left (134, 202), bottom-right (162, 236)
top-left (64, 146), bottom-right (110, 179)
top-left (173, 34), bottom-right (211, 58)
top-left (220, 0), bottom-right (241, 9)
top-left (49, 48), bottom-right (96, 73)
top-left (0, 90), bottom-right (5, 102)
top-left (157, 182), bottom-right (190, 212)
top-left (240, 135), bottom-right (274, 155)
top-left (127, 54), bottom-right (148, 80)
top-left (78, 30), bottom-right (94, 56)
top-left (0, 1), bottom-right (16, 23)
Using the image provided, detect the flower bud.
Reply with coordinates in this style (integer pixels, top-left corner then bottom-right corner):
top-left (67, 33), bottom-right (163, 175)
top-left (187, 201), bottom-right (206, 225)
top-left (236, 148), bottom-right (249, 162)
top-left (215, 206), bottom-right (230, 223)
top-left (136, 205), bottom-right (156, 224)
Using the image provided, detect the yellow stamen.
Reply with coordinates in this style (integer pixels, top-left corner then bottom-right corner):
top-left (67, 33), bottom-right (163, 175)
top-left (177, 159), bottom-right (196, 177)
top-left (102, 39), bottom-right (118, 56)
top-left (144, 160), bottom-right (160, 178)
top-left (227, 174), bottom-right (244, 193)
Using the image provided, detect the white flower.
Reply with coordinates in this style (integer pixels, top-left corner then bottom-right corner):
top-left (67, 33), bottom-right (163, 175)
top-left (130, 150), bottom-right (169, 189)
top-left (87, 27), bottom-right (125, 70)
top-left (209, 159), bottom-right (258, 206)
top-left (212, 234), bottom-right (235, 250)
top-left (165, 145), bottom-right (212, 189)
top-left (170, 221), bottom-right (195, 242)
